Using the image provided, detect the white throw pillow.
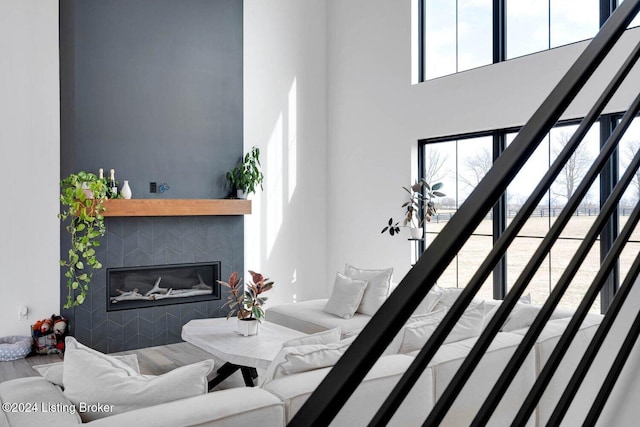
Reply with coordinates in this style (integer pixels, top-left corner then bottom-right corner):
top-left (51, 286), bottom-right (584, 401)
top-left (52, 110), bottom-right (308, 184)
top-left (386, 310), bottom-right (446, 355)
top-left (413, 284), bottom-right (444, 315)
top-left (323, 272), bottom-right (368, 319)
top-left (399, 302), bottom-right (486, 353)
top-left (33, 354), bottom-right (140, 388)
top-left (501, 302), bottom-right (541, 332)
top-left (263, 328), bottom-right (343, 385)
top-left (268, 337), bottom-right (355, 381)
top-left (432, 286), bottom-right (464, 310)
top-left (345, 264), bottom-right (393, 316)
top-left (63, 337), bottom-right (214, 422)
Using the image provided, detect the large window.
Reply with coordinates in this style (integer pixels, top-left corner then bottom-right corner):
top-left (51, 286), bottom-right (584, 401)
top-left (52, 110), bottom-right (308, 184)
top-left (419, 0), bottom-right (636, 81)
top-left (419, 118), bottom-right (640, 313)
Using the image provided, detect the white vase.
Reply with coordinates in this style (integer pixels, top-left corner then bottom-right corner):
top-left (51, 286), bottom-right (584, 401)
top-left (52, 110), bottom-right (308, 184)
top-left (236, 189), bottom-right (246, 199)
top-left (237, 318), bottom-right (259, 336)
top-left (121, 180), bottom-right (132, 199)
top-left (409, 227), bottom-right (424, 239)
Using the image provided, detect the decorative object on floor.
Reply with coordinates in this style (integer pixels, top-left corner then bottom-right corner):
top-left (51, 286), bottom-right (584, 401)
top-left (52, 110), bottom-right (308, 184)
top-left (32, 314), bottom-right (68, 354)
top-left (120, 180), bottom-right (132, 199)
top-left (59, 171), bottom-right (110, 308)
top-left (381, 179), bottom-right (446, 237)
top-left (225, 146), bottom-right (264, 199)
top-left (0, 336), bottom-right (32, 361)
top-left (218, 270), bottom-right (274, 336)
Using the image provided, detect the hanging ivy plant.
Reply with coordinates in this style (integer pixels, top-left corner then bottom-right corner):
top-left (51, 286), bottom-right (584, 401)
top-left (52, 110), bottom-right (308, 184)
top-left (58, 171), bottom-right (109, 308)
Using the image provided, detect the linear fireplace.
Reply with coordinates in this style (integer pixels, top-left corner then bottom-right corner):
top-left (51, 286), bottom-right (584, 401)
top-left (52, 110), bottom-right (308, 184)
top-left (107, 262), bottom-right (221, 312)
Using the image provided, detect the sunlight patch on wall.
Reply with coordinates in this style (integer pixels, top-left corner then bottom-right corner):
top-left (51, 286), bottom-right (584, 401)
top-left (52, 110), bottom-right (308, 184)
top-left (246, 187), bottom-right (262, 274)
top-left (266, 112), bottom-right (284, 257)
top-left (288, 77), bottom-right (298, 202)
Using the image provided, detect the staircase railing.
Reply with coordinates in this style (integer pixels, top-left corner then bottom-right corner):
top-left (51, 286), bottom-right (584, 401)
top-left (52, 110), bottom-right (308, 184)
top-left (289, 0), bottom-right (640, 425)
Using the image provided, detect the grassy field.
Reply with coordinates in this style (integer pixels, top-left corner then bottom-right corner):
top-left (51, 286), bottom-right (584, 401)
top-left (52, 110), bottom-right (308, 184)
top-left (425, 213), bottom-right (639, 313)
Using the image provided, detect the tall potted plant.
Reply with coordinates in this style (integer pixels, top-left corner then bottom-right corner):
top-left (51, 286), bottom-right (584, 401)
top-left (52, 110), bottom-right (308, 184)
top-left (217, 270), bottom-right (274, 336)
top-left (381, 179), bottom-right (446, 239)
top-left (225, 146), bottom-right (264, 198)
top-left (58, 171), bottom-right (109, 308)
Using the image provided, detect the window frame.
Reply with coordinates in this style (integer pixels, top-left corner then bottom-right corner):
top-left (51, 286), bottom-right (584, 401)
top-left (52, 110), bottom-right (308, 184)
top-left (417, 0), bottom-right (622, 82)
top-left (418, 115), bottom-right (638, 313)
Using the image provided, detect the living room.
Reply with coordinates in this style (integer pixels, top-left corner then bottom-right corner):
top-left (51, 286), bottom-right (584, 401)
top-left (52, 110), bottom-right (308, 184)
top-left (2, 0), bottom-right (640, 425)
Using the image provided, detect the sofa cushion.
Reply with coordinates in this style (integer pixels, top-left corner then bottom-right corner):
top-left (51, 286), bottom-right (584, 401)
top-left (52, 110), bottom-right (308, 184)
top-left (266, 299), bottom-right (371, 336)
top-left (324, 272), bottom-right (368, 319)
top-left (266, 337), bottom-right (355, 383)
top-left (263, 354), bottom-right (433, 426)
top-left (32, 353), bottom-right (140, 388)
top-left (414, 283), bottom-right (444, 315)
top-left (86, 387), bottom-right (286, 427)
top-left (408, 332), bottom-right (537, 427)
top-left (344, 264), bottom-right (393, 316)
top-left (509, 314), bottom-right (602, 426)
top-left (0, 377), bottom-right (82, 426)
top-left (500, 302), bottom-right (579, 332)
top-left (63, 337), bottom-right (214, 422)
top-left (400, 303), bottom-right (485, 353)
top-left (263, 328), bottom-right (342, 384)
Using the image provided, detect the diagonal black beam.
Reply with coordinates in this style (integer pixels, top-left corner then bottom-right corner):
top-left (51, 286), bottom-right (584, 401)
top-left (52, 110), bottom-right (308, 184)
top-left (471, 98), bottom-right (640, 426)
top-left (583, 302), bottom-right (640, 426)
top-left (288, 1), bottom-right (640, 425)
top-left (510, 149), bottom-right (640, 426)
top-left (548, 251), bottom-right (640, 425)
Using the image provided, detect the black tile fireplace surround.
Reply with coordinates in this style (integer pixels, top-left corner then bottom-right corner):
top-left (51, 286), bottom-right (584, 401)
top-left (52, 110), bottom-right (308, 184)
top-left (62, 216), bottom-right (243, 353)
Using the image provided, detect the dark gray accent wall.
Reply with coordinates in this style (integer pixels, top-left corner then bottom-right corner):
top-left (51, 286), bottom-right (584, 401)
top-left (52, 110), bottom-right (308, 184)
top-left (59, 0), bottom-right (244, 350)
top-left (61, 0), bottom-right (243, 197)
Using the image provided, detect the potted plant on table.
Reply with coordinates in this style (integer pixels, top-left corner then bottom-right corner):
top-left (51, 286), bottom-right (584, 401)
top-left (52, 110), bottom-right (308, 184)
top-left (217, 270), bottom-right (274, 336)
top-left (381, 179), bottom-right (446, 239)
top-left (225, 146), bottom-right (264, 199)
top-left (58, 171), bottom-right (110, 308)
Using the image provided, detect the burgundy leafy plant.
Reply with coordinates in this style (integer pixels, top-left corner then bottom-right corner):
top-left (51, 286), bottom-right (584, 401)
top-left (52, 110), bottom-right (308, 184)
top-left (217, 270), bottom-right (274, 322)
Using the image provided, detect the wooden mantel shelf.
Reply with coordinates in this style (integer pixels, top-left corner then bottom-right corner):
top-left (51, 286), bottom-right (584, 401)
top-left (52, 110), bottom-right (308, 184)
top-left (102, 199), bottom-right (251, 217)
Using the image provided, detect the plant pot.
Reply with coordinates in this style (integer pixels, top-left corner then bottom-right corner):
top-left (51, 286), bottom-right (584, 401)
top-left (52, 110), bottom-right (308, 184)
top-left (236, 189), bottom-right (247, 199)
top-left (409, 227), bottom-right (424, 239)
top-left (237, 318), bottom-right (258, 336)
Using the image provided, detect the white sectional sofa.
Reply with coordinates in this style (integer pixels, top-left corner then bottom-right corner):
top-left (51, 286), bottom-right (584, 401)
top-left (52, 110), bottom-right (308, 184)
top-left (265, 285), bottom-right (604, 427)
top-left (0, 280), bottom-right (604, 427)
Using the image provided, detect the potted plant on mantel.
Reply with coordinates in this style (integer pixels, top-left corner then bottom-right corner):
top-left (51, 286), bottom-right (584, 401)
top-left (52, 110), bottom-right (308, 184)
top-left (217, 270), bottom-right (274, 336)
top-left (381, 179), bottom-right (446, 239)
top-left (58, 171), bottom-right (109, 308)
top-left (225, 146), bottom-right (264, 199)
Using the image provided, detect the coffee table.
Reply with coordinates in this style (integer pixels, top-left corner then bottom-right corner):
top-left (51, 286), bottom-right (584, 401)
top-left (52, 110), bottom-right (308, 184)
top-left (181, 317), bottom-right (306, 389)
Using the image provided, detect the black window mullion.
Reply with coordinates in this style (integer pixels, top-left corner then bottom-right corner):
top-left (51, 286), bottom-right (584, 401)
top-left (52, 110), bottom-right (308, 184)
top-left (493, 131), bottom-right (507, 299)
top-left (599, 0), bottom-right (620, 314)
top-left (600, 115), bottom-right (620, 313)
top-left (493, 0), bottom-right (506, 63)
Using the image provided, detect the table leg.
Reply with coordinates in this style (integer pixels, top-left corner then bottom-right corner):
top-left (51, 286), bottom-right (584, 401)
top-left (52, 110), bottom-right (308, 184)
top-left (207, 362), bottom-right (258, 390)
top-left (240, 366), bottom-right (258, 387)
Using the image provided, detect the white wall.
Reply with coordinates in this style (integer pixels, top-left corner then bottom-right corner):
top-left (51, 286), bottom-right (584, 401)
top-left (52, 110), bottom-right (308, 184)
top-left (326, 0), bottom-right (640, 285)
top-left (0, 0), bottom-right (60, 336)
top-left (324, 0), bottom-right (640, 422)
top-left (244, 0), bottom-right (329, 305)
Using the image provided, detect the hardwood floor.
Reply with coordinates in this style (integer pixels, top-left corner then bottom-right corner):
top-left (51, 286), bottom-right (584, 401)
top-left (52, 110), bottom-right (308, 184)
top-left (0, 342), bottom-right (249, 390)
